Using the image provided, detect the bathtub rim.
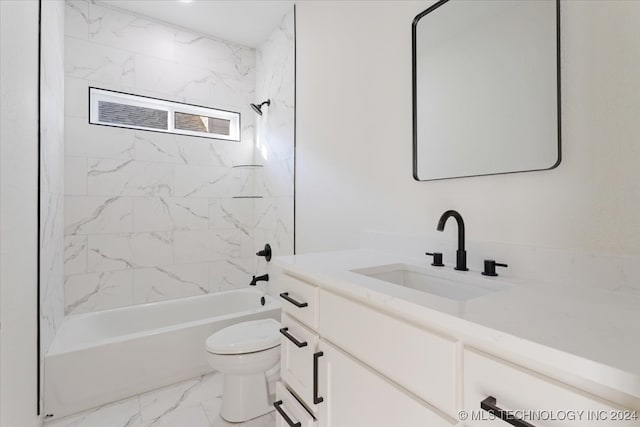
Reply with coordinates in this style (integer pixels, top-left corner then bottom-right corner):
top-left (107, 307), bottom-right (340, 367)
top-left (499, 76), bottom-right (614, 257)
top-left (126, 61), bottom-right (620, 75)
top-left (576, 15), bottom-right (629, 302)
top-left (48, 289), bottom-right (280, 356)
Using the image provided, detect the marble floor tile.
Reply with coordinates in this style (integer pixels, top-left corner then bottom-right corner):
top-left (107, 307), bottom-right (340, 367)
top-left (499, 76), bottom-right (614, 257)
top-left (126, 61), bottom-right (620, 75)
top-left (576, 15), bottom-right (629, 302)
top-left (45, 396), bottom-right (142, 427)
top-left (45, 372), bottom-right (274, 427)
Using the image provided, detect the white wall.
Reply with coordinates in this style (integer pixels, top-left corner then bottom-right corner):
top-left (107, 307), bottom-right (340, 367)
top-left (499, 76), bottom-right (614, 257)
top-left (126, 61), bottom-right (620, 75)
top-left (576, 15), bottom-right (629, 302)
top-left (0, 0), bottom-right (42, 425)
top-left (295, 1), bottom-right (640, 256)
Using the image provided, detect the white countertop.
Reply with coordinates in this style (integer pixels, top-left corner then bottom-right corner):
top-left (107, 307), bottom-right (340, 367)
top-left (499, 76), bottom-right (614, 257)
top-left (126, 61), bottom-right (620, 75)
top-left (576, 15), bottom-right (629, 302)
top-left (274, 249), bottom-right (640, 406)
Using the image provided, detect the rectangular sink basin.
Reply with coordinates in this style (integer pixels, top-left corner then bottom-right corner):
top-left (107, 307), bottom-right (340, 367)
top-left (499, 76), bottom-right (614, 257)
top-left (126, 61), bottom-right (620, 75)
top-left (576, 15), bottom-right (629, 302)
top-left (352, 263), bottom-right (509, 301)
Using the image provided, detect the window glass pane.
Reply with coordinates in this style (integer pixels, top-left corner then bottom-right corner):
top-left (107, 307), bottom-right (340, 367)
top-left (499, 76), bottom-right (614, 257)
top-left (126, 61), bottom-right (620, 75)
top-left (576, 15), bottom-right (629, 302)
top-left (174, 112), bottom-right (231, 136)
top-left (98, 101), bottom-right (168, 130)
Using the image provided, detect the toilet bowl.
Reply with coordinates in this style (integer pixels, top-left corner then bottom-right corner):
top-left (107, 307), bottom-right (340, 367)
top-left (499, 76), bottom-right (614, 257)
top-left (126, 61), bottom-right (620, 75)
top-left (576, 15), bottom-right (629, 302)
top-left (205, 318), bottom-right (281, 422)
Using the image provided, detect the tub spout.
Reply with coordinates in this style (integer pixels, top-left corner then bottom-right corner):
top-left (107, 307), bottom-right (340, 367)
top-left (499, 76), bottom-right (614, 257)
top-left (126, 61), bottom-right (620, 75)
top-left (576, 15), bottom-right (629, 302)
top-left (249, 274), bottom-right (269, 286)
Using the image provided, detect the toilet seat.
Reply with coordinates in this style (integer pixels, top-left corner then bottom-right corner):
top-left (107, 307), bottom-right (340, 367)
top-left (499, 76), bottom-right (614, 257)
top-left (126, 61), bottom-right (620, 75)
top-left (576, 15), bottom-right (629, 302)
top-left (206, 318), bottom-right (280, 355)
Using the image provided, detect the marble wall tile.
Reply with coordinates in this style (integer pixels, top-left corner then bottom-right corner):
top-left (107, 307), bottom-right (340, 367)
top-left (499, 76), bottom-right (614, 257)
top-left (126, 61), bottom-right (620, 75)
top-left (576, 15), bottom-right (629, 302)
top-left (65, 196), bottom-right (133, 235)
top-left (174, 137), bottom-right (217, 166)
top-left (64, 270), bottom-right (134, 315)
top-left (131, 197), bottom-right (209, 232)
top-left (165, 198), bottom-right (210, 231)
top-left (65, 1), bottom-right (89, 40)
top-left (64, 76), bottom-right (88, 118)
top-left (65, 36), bottom-right (134, 86)
top-left (87, 234), bottom-right (133, 272)
top-left (133, 131), bottom-right (181, 164)
top-left (86, 232), bottom-right (174, 272)
top-left (66, 116), bottom-right (134, 160)
top-left (91, 2), bottom-right (176, 61)
top-left (240, 232), bottom-right (257, 259)
top-left (64, 235), bottom-right (87, 275)
top-left (209, 140), bottom-right (254, 168)
top-left (40, 192), bottom-right (65, 354)
top-left (88, 3), bottom-right (174, 61)
top-left (134, 132), bottom-right (230, 167)
top-left (254, 198), bottom-right (276, 231)
top-left (237, 168), bottom-right (256, 197)
top-left (87, 158), bottom-right (173, 197)
top-left (208, 198), bottom-right (254, 235)
top-left (135, 54), bottom-right (211, 104)
top-left (132, 197), bottom-right (172, 232)
top-left (133, 263), bottom-right (208, 304)
top-left (173, 165), bottom-right (239, 198)
top-left (131, 232), bottom-right (174, 267)
top-left (209, 258), bottom-right (255, 292)
top-left (172, 31), bottom-right (216, 70)
top-left (174, 229), bottom-right (240, 264)
top-left (64, 156), bottom-right (87, 195)
top-left (256, 157), bottom-right (294, 198)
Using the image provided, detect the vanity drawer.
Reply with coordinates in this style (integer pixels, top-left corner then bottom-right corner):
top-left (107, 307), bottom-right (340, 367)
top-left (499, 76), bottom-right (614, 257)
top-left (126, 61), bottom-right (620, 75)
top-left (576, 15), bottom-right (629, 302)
top-left (464, 348), bottom-right (640, 427)
top-left (281, 313), bottom-right (320, 412)
top-left (275, 382), bottom-right (316, 427)
top-left (318, 289), bottom-right (458, 417)
top-left (279, 274), bottom-right (319, 329)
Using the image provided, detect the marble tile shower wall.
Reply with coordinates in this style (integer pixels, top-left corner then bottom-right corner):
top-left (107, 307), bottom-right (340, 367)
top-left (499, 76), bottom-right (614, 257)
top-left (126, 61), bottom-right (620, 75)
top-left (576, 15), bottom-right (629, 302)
top-left (41, 0), bottom-right (66, 353)
top-left (63, 1), bottom-right (261, 315)
top-left (254, 9), bottom-right (295, 271)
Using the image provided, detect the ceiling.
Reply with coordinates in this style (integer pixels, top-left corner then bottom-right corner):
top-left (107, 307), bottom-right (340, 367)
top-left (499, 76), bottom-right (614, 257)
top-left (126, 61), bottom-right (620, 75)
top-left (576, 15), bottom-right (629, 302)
top-left (99, 0), bottom-right (295, 47)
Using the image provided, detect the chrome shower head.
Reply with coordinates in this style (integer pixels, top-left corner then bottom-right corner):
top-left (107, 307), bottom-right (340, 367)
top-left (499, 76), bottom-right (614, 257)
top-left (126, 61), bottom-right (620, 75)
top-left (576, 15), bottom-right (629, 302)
top-left (250, 99), bottom-right (270, 116)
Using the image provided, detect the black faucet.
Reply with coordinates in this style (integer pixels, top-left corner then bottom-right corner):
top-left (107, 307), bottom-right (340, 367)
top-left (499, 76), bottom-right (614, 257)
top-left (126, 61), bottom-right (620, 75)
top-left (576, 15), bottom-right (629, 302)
top-left (249, 274), bottom-right (269, 286)
top-left (437, 210), bottom-right (468, 271)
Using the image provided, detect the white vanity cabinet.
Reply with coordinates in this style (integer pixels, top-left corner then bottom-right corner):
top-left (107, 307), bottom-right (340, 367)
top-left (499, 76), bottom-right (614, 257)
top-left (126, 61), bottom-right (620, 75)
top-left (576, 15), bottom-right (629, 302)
top-left (316, 340), bottom-right (455, 427)
top-left (275, 269), bottom-right (639, 427)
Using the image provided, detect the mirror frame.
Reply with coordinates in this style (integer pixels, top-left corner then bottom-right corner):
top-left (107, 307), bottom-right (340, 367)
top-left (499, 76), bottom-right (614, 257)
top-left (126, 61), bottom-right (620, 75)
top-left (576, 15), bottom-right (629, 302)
top-left (412, 0), bottom-right (561, 181)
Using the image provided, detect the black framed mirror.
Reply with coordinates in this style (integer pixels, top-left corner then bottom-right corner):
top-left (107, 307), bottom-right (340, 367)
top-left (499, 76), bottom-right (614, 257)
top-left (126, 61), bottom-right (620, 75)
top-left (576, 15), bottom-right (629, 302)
top-left (412, 0), bottom-right (561, 181)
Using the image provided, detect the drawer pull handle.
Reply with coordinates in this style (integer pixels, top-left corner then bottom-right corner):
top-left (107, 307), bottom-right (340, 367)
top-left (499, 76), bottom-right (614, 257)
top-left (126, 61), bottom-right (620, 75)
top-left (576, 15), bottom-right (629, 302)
top-left (279, 327), bottom-right (308, 348)
top-left (481, 396), bottom-right (535, 427)
top-left (274, 400), bottom-right (301, 427)
top-left (280, 292), bottom-right (308, 308)
top-left (313, 351), bottom-right (324, 404)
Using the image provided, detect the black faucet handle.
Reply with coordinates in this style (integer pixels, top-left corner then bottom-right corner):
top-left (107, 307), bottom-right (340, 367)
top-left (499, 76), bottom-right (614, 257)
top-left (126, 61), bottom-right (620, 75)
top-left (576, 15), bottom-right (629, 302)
top-left (425, 252), bottom-right (444, 267)
top-left (482, 260), bottom-right (508, 277)
top-left (256, 243), bottom-right (272, 262)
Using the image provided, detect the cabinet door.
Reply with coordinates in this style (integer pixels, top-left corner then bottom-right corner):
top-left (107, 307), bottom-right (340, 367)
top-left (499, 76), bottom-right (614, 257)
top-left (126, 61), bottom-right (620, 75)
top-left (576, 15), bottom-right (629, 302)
top-left (317, 340), bottom-right (455, 427)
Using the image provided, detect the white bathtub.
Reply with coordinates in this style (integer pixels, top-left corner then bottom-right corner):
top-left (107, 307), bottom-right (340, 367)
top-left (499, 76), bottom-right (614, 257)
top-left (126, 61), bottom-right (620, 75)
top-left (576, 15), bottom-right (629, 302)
top-left (44, 288), bottom-right (280, 420)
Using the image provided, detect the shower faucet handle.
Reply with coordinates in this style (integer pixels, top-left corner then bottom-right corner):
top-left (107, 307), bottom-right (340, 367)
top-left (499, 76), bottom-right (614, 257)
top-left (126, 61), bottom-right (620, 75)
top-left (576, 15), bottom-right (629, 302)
top-left (256, 243), bottom-right (272, 262)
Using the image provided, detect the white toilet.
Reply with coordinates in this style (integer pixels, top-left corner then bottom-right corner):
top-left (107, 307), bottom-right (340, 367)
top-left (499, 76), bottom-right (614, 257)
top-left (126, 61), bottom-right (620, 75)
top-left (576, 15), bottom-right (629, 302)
top-left (205, 318), bottom-right (281, 422)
